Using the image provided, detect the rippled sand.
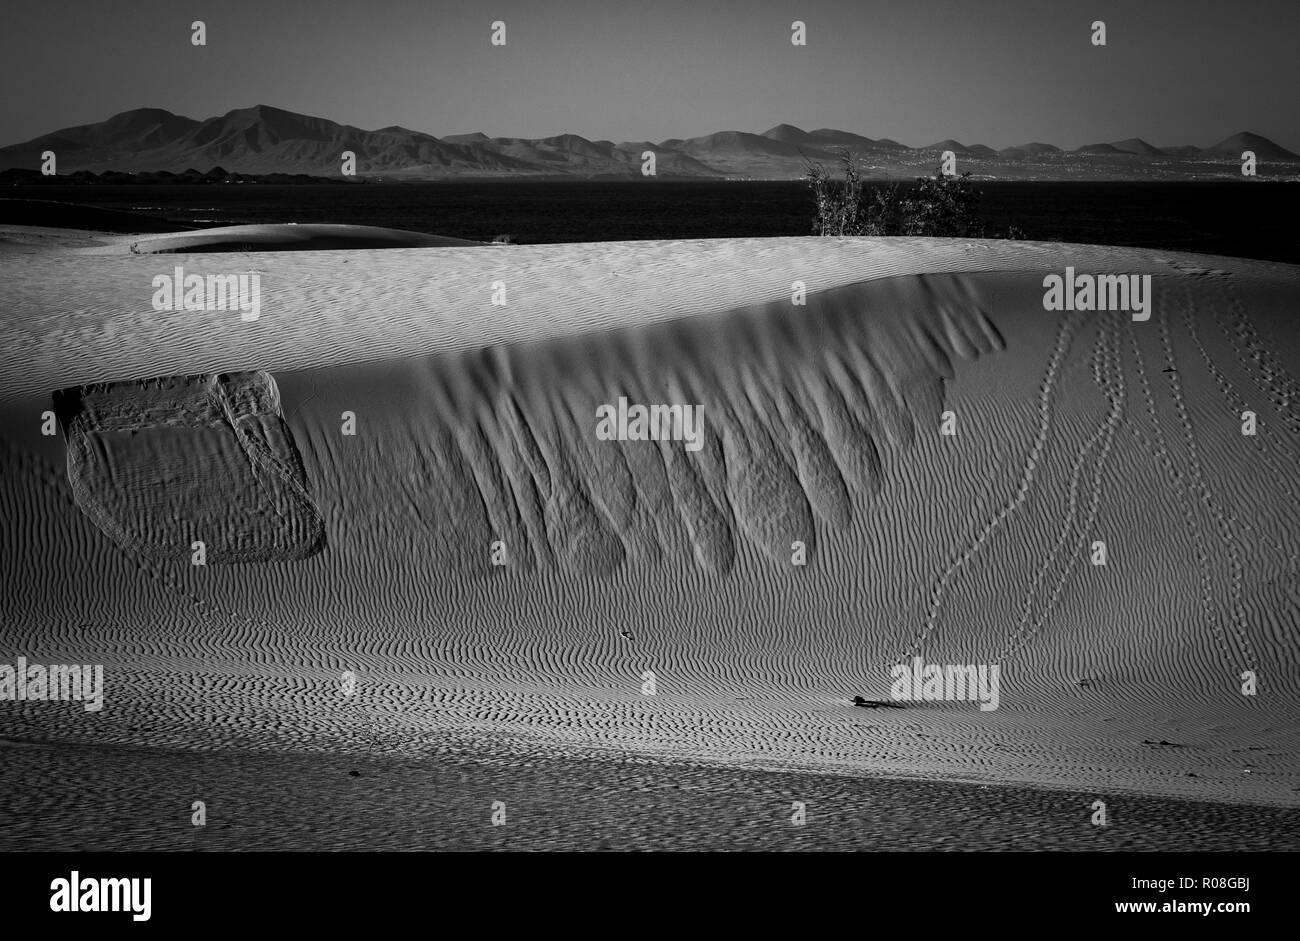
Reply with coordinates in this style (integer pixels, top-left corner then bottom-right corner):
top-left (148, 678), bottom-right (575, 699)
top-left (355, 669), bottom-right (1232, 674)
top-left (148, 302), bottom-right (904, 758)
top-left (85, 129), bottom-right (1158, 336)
top-left (3, 740), bottom-right (1297, 851)
top-left (2, 232), bottom-right (1298, 849)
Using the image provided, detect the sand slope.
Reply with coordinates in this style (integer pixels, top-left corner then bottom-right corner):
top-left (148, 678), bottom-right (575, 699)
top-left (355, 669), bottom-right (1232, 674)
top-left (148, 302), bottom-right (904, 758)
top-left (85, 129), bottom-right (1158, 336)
top-left (126, 223), bottom-right (487, 254)
top-left (1, 235), bottom-right (1298, 815)
top-left (0, 236), bottom-right (1264, 401)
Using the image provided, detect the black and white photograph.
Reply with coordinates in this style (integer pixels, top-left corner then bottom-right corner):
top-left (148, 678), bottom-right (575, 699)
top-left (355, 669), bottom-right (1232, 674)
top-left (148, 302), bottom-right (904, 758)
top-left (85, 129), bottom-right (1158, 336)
top-left (0, 0), bottom-right (1296, 923)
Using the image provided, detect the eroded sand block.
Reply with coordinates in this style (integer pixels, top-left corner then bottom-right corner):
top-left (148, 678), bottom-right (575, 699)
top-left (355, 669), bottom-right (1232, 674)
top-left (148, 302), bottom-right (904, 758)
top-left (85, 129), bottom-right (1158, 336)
top-left (53, 370), bottom-right (324, 563)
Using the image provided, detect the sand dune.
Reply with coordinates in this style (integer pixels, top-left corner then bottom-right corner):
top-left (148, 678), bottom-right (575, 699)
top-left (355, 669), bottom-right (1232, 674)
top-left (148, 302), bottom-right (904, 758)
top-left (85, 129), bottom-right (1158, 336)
top-left (1, 234), bottom-right (1298, 821)
top-left (127, 222), bottom-right (486, 253)
top-left (0, 235), bottom-right (1251, 401)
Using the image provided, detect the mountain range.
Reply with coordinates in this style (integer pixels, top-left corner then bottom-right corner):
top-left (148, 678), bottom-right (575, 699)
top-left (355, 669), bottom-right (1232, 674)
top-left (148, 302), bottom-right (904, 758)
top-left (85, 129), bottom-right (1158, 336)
top-left (2, 105), bottom-right (1298, 181)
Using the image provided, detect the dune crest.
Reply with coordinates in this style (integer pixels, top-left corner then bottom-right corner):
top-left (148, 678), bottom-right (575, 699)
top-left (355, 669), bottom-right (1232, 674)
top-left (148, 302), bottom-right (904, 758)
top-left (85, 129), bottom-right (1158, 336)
top-left (127, 223), bottom-right (486, 254)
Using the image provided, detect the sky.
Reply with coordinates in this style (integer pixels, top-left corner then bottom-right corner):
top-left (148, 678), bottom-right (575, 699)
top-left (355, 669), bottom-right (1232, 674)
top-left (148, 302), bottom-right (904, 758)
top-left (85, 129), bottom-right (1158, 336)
top-left (2, 0), bottom-right (1297, 151)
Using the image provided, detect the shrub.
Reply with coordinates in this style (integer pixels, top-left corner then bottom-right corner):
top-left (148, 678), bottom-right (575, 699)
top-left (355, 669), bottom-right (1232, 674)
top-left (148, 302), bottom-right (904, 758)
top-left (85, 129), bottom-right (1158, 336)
top-left (805, 150), bottom-right (1005, 238)
top-left (896, 168), bottom-right (984, 237)
top-left (805, 149), bottom-right (865, 236)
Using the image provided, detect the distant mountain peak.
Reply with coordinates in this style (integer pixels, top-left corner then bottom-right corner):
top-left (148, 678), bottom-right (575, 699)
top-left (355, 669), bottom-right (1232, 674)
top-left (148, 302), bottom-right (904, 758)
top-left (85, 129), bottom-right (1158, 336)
top-left (924, 139), bottom-right (970, 153)
top-left (105, 106), bottom-right (182, 121)
top-left (761, 124), bottom-right (810, 142)
top-left (2, 105), bottom-right (1297, 180)
top-left (1109, 137), bottom-right (1164, 156)
top-left (1204, 131), bottom-right (1300, 160)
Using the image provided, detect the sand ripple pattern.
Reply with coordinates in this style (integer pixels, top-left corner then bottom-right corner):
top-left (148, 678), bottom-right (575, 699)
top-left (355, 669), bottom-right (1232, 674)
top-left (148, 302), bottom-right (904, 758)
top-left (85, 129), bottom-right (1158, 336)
top-left (2, 236), bottom-right (1173, 403)
top-left (298, 273), bottom-right (1002, 576)
top-left (2, 246), bottom-right (1299, 808)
